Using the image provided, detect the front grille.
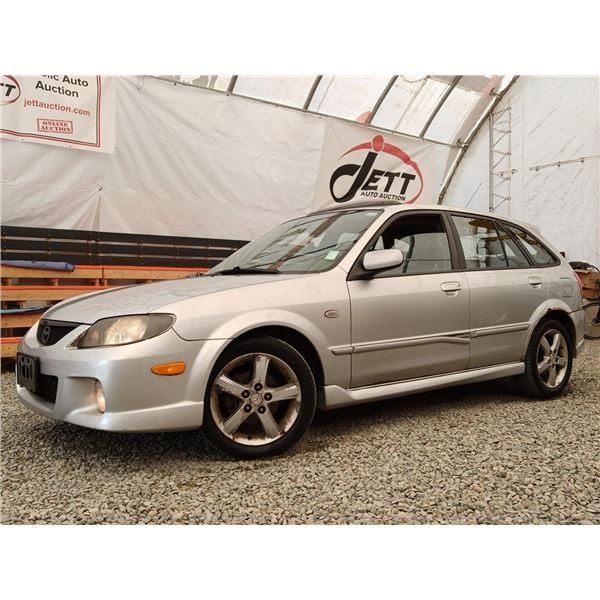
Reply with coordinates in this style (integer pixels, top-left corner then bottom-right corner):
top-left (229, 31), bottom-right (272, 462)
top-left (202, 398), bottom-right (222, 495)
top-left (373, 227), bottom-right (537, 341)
top-left (37, 319), bottom-right (81, 346)
top-left (37, 374), bottom-right (58, 404)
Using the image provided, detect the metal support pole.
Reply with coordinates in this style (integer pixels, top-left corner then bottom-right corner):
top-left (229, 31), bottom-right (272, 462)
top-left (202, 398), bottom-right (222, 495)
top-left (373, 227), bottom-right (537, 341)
top-left (488, 112), bottom-right (494, 212)
top-left (438, 76), bottom-right (519, 204)
top-left (226, 76), bottom-right (238, 95)
top-left (366, 76), bottom-right (398, 125)
top-left (420, 75), bottom-right (461, 138)
top-left (303, 76), bottom-right (322, 110)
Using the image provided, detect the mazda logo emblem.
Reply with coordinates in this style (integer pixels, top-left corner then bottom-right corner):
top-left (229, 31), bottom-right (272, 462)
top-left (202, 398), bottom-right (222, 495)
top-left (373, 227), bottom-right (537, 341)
top-left (41, 326), bottom-right (51, 344)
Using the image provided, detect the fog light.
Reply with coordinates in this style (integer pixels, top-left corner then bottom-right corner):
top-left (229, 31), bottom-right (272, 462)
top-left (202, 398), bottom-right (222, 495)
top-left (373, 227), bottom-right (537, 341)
top-left (95, 381), bottom-right (106, 413)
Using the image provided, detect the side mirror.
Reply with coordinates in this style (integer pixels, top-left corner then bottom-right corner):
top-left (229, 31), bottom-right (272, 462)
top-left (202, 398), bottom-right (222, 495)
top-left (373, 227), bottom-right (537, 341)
top-left (362, 248), bottom-right (404, 272)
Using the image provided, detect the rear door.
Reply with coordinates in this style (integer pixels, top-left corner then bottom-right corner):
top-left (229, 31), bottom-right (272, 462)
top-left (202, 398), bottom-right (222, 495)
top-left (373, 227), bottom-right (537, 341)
top-left (347, 211), bottom-right (470, 388)
top-left (449, 213), bottom-right (549, 368)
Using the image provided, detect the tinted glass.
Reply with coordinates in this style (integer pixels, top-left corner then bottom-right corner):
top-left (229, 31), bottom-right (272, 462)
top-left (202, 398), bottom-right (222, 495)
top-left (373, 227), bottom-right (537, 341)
top-left (452, 215), bottom-right (508, 269)
top-left (507, 225), bottom-right (558, 267)
top-left (496, 223), bottom-right (531, 268)
top-left (371, 214), bottom-right (452, 275)
top-left (210, 210), bottom-right (381, 274)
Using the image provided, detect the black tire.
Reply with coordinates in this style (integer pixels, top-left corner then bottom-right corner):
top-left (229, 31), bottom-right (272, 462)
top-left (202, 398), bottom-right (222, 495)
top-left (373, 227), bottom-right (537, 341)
top-left (515, 319), bottom-right (573, 399)
top-left (202, 336), bottom-right (317, 459)
top-left (583, 300), bottom-right (600, 340)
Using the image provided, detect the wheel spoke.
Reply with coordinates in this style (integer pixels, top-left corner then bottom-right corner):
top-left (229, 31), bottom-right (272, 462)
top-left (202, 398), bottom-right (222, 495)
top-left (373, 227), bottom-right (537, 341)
top-left (537, 357), bottom-right (551, 374)
top-left (257, 406), bottom-right (280, 438)
top-left (547, 365), bottom-right (557, 387)
top-left (253, 355), bottom-right (270, 387)
top-left (540, 337), bottom-right (551, 355)
top-left (267, 383), bottom-right (299, 403)
top-left (550, 332), bottom-right (561, 352)
top-left (216, 375), bottom-right (248, 398)
top-left (556, 356), bottom-right (568, 367)
top-left (222, 405), bottom-right (251, 435)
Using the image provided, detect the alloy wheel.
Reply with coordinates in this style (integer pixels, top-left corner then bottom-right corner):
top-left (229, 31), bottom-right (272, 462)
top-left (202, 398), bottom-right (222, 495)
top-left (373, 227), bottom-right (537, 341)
top-left (536, 329), bottom-right (569, 389)
top-left (209, 352), bottom-right (302, 446)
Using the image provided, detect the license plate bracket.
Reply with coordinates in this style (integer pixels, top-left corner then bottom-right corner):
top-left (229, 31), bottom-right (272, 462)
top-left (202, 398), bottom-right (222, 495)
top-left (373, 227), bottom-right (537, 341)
top-left (16, 352), bottom-right (40, 394)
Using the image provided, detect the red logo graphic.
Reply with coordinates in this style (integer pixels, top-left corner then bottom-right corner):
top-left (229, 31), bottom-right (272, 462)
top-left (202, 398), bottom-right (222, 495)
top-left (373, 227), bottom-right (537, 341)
top-left (0, 75), bottom-right (21, 105)
top-left (329, 134), bottom-right (424, 204)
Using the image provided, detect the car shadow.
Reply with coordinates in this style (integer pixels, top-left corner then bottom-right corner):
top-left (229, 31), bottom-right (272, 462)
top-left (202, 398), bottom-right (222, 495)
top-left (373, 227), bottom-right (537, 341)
top-left (23, 376), bottom-right (535, 465)
top-left (312, 376), bottom-right (527, 429)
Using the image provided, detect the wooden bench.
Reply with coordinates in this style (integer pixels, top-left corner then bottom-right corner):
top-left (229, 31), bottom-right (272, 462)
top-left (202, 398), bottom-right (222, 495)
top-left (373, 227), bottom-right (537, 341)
top-left (2, 284), bottom-right (116, 302)
top-left (1, 225), bottom-right (246, 360)
top-left (1, 337), bottom-right (21, 359)
top-left (0, 264), bottom-right (208, 359)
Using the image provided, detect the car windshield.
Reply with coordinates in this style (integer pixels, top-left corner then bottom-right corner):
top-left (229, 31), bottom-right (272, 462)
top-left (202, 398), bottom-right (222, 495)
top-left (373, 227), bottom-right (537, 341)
top-left (209, 209), bottom-right (382, 274)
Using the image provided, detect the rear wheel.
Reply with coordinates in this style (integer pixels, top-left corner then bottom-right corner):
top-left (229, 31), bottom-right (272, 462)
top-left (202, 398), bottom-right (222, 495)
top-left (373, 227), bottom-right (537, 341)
top-left (202, 336), bottom-right (317, 459)
top-left (583, 300), bottom-right (600, 340)
top-left (515, 319), bottom-right (573, 398)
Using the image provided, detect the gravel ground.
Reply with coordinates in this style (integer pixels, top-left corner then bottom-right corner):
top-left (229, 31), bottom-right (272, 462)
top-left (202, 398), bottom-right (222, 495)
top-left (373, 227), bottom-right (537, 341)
top-left (1, 343), bottom-right (599, 525)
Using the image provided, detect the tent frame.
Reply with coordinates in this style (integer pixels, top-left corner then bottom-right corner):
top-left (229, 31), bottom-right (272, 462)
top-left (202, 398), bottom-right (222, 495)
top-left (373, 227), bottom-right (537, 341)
top-left (151, 75), bottom-right (461, 149)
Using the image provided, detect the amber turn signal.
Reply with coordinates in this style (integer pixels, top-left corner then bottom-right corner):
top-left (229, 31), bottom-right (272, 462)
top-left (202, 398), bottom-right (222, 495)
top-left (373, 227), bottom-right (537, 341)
top-left (151, 361), bottom-right (186, 376)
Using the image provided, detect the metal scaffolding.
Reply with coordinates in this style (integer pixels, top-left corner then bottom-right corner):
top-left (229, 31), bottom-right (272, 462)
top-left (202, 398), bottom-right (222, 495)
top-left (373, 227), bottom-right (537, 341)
top-left (488, 106), bottom-right (514, 213)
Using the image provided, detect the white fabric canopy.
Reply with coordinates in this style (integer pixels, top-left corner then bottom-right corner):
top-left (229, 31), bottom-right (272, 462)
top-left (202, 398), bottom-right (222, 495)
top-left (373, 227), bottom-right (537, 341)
top-left (2, 76), bottom-right (454, 241)
top-left (2, 76), bottom-right (325, 239)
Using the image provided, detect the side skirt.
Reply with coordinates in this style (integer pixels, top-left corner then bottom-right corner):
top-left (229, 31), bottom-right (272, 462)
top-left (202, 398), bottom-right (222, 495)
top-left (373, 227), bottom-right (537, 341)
top-left (321, 362), bottom-right (525, 410)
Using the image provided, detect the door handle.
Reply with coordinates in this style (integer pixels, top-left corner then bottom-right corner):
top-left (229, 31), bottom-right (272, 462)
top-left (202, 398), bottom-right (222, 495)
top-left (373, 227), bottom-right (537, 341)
top-left (528, 276), bottom-right (543, 288)
top-left (441, 281), bottom-right (462, 294)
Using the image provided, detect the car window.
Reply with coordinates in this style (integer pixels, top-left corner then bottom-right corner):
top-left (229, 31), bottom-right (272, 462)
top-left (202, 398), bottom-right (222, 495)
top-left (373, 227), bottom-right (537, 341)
top-left (209, 209), bottom-right (382, 274)
top-left (495, 223), bottom-right (531, 268)
top-left (370, 213), bottom-right (452, 276)
top-left (451, 215), bottom-right (509, 270)
top-left (506, 225), bottom-right (558, 267)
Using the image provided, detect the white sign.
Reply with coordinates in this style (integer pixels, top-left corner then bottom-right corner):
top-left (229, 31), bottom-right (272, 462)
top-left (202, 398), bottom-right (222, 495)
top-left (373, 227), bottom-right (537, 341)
top-left (0, 75), bottom-right (115, 153)
top-left (312, 118), bottom-right (455, 212)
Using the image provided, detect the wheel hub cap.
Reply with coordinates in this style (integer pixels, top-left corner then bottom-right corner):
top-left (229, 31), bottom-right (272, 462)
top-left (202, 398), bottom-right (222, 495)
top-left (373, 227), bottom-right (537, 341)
top-left (250, 393), bottom-right (263, 406)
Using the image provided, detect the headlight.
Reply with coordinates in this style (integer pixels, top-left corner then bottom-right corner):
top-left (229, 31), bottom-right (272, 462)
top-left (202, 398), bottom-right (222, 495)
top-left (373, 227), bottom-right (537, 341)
top-left (78, 314), bottom-right (175, 348)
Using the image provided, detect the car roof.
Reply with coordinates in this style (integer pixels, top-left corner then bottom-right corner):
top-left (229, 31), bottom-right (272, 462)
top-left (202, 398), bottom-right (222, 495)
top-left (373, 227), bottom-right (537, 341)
top-left (309, 201), bottom-right (534, 229)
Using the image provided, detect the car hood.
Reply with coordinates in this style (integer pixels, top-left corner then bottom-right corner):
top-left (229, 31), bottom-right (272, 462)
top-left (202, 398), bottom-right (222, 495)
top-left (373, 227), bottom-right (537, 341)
top-left (44, 273), bottom-right (309, 324)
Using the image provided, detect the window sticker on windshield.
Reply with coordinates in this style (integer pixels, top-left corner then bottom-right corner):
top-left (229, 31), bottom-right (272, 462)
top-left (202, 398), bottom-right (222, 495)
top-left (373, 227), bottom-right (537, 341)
top-left (325, 250), bottom-right (339, 261)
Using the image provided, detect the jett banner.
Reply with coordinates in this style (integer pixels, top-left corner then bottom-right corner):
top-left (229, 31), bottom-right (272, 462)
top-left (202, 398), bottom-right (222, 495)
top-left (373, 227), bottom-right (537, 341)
top-left (1, 75), bottom-right (115, 153)
top-left (312, 118), bottom-right (456, 211)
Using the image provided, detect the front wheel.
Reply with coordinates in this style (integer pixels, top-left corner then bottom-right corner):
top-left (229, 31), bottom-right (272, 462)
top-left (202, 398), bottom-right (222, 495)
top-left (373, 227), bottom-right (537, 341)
top-left (202, 336), bottom-right (317, 459)
top-left (515, 319), bottom-right (573, 399)
top-left (583, 300), bottom-right (600, 340)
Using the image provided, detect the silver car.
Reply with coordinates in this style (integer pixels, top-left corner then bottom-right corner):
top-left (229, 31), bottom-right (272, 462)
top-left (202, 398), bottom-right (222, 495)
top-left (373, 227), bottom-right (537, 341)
top-left (16, 203), bottom-right (585, 458)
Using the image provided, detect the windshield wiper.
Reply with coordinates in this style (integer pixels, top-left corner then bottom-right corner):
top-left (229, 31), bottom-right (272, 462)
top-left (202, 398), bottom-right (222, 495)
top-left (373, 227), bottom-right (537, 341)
top-left (212, 266), bottom-right (281, 276)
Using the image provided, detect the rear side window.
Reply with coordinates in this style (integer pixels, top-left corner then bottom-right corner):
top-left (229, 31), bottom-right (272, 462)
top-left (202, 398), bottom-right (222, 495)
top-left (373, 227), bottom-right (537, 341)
top-left (506, 225), bottom-right (558, 267)
top-left (495, 223), bottom-right (531, 268)
top-left (451, 215), bottom-right (509, 269)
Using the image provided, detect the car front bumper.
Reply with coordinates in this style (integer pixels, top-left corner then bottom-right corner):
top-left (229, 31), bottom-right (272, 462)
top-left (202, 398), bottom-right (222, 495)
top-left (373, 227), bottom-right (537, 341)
top-left (16, 322), bottom-right (226, 432)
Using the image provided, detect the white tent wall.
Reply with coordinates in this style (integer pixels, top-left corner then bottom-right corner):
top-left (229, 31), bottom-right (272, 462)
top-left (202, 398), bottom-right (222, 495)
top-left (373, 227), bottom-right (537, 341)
top-left (1, 76), bottom-right (326, 241)
top-left (443, 76), bottom-right (600, 265)
top-left (2, 76), bottom-right (453, 242)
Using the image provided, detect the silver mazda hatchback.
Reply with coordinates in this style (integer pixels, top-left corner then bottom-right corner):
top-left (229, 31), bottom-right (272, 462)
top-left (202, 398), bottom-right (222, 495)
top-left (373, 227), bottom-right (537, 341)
top-left (16, 203), bottom-right (585, 458)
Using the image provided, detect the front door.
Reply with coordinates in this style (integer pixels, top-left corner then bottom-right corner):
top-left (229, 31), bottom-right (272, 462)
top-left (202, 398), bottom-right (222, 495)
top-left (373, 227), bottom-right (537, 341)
top-left (347, 212), bottom-right (470, 388)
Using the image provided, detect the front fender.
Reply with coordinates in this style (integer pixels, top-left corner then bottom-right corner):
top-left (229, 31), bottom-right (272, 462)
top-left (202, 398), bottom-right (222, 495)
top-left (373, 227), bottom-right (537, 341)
top-left (175, 306), bottom-right (353, 392)
top-left (194, 309), bottom-right (351, 389)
